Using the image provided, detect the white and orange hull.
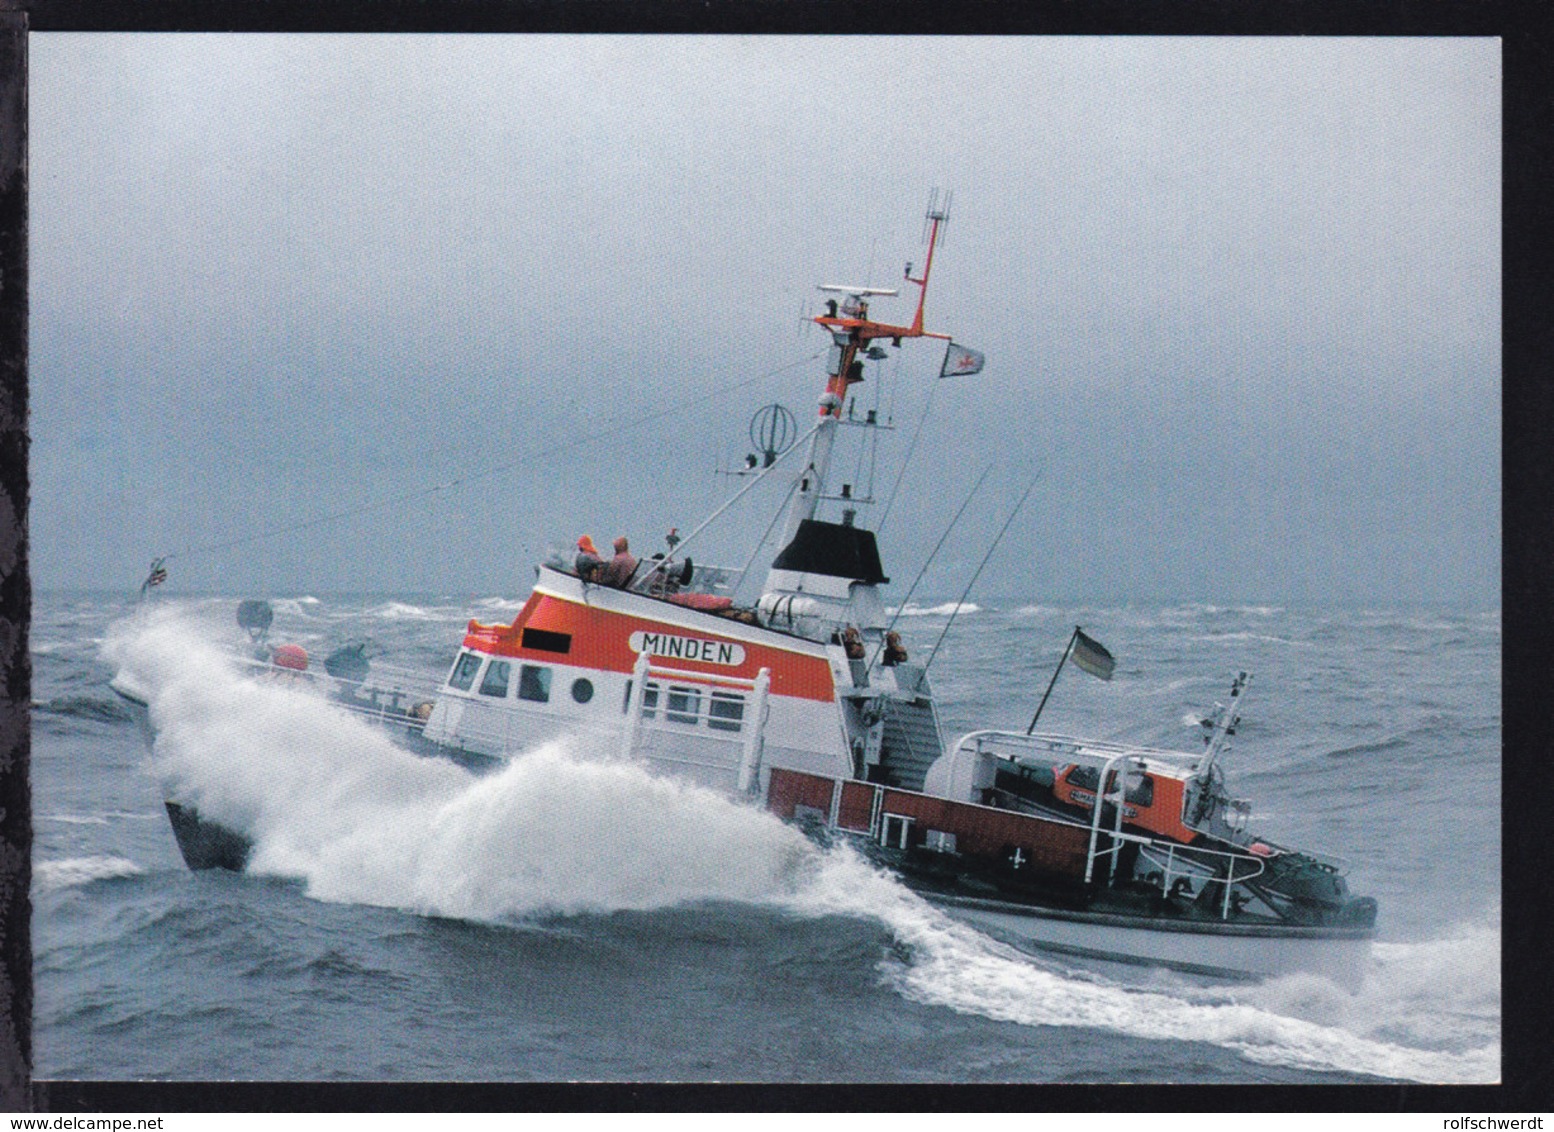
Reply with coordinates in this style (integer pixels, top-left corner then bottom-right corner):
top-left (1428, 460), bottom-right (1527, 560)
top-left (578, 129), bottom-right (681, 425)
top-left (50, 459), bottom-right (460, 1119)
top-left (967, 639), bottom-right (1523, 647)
top-left (418, 565), bottom-right (929, 793)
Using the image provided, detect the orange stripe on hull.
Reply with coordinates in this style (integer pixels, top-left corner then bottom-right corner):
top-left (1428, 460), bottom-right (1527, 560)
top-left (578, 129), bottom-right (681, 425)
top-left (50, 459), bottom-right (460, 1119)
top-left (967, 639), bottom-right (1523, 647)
top-left (461, 591), bottom-right (837, 703)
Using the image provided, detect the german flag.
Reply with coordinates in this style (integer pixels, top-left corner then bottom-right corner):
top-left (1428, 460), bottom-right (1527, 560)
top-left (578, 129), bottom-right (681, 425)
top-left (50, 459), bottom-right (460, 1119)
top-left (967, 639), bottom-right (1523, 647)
top-left (1071, 628), bottom-right (1115, 681)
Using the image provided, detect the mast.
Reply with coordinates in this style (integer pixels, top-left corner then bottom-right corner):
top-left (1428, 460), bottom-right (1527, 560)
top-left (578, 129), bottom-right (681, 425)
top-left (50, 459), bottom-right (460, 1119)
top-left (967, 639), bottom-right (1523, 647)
top-left (776, 195), bottom-right (954, 550)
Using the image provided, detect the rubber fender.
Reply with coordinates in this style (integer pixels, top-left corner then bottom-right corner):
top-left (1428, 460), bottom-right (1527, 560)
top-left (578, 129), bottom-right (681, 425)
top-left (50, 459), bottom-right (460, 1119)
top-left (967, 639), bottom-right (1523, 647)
top-left (1337, 896), bottom-right (1379, 929)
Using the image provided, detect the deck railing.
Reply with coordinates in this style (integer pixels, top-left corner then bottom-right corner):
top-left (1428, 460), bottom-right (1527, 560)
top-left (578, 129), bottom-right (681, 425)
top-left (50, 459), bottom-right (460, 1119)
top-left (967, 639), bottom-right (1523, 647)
top-left (945, 728), bottom-right (1272, 920)
top-left (620, 651), bottom-right (772, 791)
top-left (235, 655), bottom-right (442, 732)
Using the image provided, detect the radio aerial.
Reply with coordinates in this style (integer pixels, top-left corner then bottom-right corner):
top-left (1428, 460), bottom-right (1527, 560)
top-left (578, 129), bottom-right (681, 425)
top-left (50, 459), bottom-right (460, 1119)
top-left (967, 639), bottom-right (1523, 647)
top-left (748, 403), bottom-right (797, 469)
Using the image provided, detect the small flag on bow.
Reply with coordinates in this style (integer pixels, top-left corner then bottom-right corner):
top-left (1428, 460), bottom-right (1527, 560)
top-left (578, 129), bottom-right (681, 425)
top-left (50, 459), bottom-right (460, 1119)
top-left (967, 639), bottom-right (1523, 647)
top-left (939, 341), bottom-right (986, 378)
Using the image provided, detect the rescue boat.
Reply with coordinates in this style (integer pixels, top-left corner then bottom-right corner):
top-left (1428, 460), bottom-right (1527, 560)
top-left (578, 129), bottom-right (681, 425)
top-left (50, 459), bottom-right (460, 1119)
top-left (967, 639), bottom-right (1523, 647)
top-left (117, 198), bottom-right (1378, 985)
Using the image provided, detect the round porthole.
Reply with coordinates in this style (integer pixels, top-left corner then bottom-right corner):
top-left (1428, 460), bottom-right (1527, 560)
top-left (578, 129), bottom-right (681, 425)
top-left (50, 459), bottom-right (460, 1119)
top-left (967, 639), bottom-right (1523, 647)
top-left (571, 678), bottom-right (595, 704)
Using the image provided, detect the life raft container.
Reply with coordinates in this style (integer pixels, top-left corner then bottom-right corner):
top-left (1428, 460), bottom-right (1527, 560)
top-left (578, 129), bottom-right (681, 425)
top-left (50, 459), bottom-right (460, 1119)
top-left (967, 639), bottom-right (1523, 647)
top-left (666, 593), bottom-right (734, 612)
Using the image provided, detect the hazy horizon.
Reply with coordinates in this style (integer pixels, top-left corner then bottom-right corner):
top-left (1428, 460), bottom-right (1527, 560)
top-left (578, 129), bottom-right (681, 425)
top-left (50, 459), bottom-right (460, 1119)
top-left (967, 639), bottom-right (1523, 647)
top-left (33, 35), bottom-right (1500, 606)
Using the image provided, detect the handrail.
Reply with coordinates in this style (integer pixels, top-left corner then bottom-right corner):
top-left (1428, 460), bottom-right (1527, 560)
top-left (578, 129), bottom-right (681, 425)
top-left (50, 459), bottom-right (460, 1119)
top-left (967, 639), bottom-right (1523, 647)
top-left (950, 724), bottom-right (1276, 919)
top-left (235, 656), bottom-right (444, 718)
top-left (642, 661), bottom-right (765, 692)
top-left (1136, 840), bottom-right (1268, 920)
top-left (620, 652), bottom-right (772, 779)
top-left (1082, 750), bottom-right (1140, 885)
top-left (952, 727), bottom-right (1204, 770)
top-left (736, 668), bottom-right (771, 793)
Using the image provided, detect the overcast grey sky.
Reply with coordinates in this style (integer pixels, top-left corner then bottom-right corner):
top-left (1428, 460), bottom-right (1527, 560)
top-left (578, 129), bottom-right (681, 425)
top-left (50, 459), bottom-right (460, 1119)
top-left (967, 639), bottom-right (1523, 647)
top-left (31, 35), bottom-right (1499, 603)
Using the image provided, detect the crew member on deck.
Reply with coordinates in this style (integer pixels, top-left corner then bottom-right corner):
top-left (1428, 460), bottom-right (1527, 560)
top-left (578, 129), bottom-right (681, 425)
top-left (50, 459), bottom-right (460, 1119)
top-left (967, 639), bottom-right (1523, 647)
top-left (574, 535), bottom-right (604, 582)
top-left (842, 625), bottom-right (865, 660)
top-left (599, 536), bottom-right (639, 588)
top-left (882, 631), bottom-right (908, 666)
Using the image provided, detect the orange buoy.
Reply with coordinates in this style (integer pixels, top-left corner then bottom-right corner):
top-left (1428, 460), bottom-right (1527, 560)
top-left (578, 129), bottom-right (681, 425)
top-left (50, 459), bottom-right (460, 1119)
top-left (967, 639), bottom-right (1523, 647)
top-left (272, 643), bottom-right (309, 671)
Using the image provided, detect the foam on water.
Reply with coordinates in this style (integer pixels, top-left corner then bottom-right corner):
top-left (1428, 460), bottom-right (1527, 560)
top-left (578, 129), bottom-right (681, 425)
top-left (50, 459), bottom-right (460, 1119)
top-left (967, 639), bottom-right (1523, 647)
top-left (890, 602), bottom-right (981, 617)
top-left (1182, 632), bottom-right (1293, 645)
top-left (785, 851), bottom-right (1498, 1083)
top-left (104, 606), bottom-right (1499, 1084)
top-left (1229, 916), bottom-right (1501, 1053)
top-left (1012, 605), bottom-right (1065, 617)
top-left (35, 855), bottom-right (144, 892)
top-left (363, 601), bottom-right (442, 621)
top-left (267, 598), bottom-right (321, 619)
top-left (471, 597), bottom-right (526, 615)
top-left (38, 813), bottom-right (110, 826)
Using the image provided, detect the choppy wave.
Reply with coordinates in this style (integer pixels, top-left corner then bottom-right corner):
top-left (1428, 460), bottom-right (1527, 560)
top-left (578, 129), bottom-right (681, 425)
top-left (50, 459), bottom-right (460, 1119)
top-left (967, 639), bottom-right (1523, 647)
top-left (362, 601), bottom-right (442, 621)
top-left (1181, 632), bottom-right (1293, 645)
top-left (38, 813), bottom-right (109, 826)
top-left (1230, 915), bottom-right (1501, 1057)
top-left (32, 694), bottom-right (136, 723)
top-left (1322, 735), bottom-right (1410, 760)
top-left (35, 855), bottom-right (144, 892)
top-left (265, 598), bottom-right (321, 619)
top-left (889, 602), bottom-right (981, 617)
top-left (471, 598), bottom-right (526, 614)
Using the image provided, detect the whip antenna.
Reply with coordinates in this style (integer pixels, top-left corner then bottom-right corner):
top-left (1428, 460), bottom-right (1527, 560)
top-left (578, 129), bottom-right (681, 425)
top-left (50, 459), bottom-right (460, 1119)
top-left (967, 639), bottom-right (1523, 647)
top-left (920, 468), bottom-right (1043, 677)
top-left (866, 464), bottom-right (990, 676)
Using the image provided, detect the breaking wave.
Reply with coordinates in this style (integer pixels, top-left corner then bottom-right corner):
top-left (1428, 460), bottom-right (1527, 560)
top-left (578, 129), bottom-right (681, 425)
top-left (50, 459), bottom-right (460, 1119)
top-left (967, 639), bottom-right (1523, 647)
top-left (1228, 916), bottom-right (1501, 1058)
top-left (267, 598), bottom-right (322, 619)
top-left (103, 605), bottom-right (1498, 1084)
top-left (35, 855), bottom-right (144, 892)
top-left (471, 597), bottom-right (526, 615)
top-left (362, 601), bottom-right (442, 621)
top-left (32, 694), bottom-right (136, 724)
top-left (890, 602), bottom-right (981, 617)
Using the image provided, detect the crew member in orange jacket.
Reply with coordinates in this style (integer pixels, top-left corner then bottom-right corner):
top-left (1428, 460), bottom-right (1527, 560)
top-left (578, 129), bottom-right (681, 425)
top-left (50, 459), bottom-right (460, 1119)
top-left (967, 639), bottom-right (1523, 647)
top-left (574, 535), bottom-right (604, 582)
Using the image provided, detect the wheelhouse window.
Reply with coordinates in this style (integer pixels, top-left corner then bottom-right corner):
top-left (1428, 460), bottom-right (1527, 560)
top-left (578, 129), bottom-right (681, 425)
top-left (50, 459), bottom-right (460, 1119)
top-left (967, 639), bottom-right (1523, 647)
top-left (707, 690), bottom-right (745, 732)
top-left (518, 664), bottom-right (552, 703)
top-left (1067, 764), bottom-right (1100, 792)
top-left (1065, 763), bottom-right (1153, 806)
top-left (631, 681), bottom-right (747, 732)
top-left (448, 651), bottom-right (482, 692)
top-left (521, 628), bottom-right (572, 654)
top-left (666, 686), bottom-right (701, 725)
top-left (479, 660), bottom-right (512, 698)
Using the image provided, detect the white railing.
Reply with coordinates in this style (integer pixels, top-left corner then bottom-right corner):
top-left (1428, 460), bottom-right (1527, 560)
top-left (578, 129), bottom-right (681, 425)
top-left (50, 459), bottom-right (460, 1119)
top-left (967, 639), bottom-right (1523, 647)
top-left (619, 652), bottom-right (772, 791)
top-left (1136, 839), bottom-right (1268, 921)
top-left (1082, 748), bottom-right (1137, 885)
top-left (235, 655), bottom-right (443, 730)
top-left (953, 728), bottom-right (1204, 773)
top-left (946, 728), bottom-right (1272, 920)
